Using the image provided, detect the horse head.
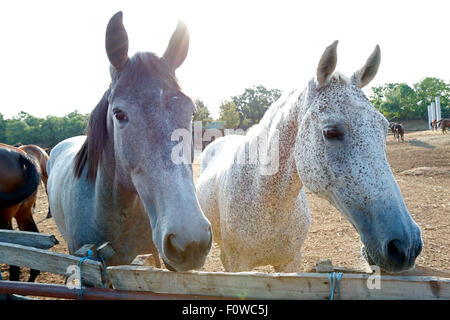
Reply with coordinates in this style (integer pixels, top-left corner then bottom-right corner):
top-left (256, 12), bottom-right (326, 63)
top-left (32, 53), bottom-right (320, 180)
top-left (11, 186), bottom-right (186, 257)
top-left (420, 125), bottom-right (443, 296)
top-left (74, 12), bottom-right (212, 271)
top-left (295, 41), bottom-right (422, 272)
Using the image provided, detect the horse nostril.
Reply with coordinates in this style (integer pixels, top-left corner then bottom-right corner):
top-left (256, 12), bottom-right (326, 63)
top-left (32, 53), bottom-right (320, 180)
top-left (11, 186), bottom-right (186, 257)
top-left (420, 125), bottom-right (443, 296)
top-left (414, 239), bottom-right (423, 258)
top-left (207, 232), bottom-right (212, 251)
top-left (164, 234), bottom-right (184, 264)
top-left (201, 226), bottom-right (213, 253)
top-left (386, 239), bottom-right (407, 266)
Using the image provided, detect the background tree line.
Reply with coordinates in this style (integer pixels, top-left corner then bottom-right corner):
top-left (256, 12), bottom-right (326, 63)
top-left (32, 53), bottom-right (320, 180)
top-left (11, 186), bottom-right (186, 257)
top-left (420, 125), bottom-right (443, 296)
top-left (196, 77), bottom-right (450, 131)
top-left (369, 77), bottom-right (449, 121)
top-left (194, 85), bottom-right (282, 129)
top-left (1, 78), bottom-right (448, 148)
top-left (0, 111), bottom-right (88, 147)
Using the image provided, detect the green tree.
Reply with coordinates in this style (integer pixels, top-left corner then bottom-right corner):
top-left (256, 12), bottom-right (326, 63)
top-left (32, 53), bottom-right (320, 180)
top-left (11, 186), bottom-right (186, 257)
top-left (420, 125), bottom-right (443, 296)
top-left (4, 119), bottom-right (30, 145)
top-left (369, 78), bottom-right (450, 120)
top-left (193, 99), bottom-right (213, 126)
top-left (63, 110), bottom-right (88, 139)
top-left (380, 83), bottom-right (416, 119)
top-left (0, 110), bottom-right (89, 147)
top-left (370, 83), bottom-right (400, 111)
top-left (414, 77), bottom-right (450, 118)
top-left (232, 85), bottom-right (282, 127)
top-left (39, 116), bottom-right (65, 146)
top-left (0, 113), bottom-right (5, 142)
top-left (219, 101), bottom-right (240, 129)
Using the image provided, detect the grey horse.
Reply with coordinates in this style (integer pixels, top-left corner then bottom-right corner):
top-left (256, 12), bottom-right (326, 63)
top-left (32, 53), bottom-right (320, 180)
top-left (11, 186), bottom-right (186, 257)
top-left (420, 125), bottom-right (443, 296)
top-left (47, 12), bottom-right (212, 272)
top-left (197, 41), bottom-right (422, 273)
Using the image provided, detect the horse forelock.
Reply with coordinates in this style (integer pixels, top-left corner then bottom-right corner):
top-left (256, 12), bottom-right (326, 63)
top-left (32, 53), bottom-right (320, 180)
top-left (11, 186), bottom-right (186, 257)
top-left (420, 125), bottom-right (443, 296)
top-left (109, 52), bottom-right (191, 115)
top-left (307, 72), bottom-right (377, 115)
top-left (312, 72), bottom-right (350, 91)
top-left (113, 52), bottom-right (184, 96)
top-left (330, 72), bottom-right (350, 86)
top-left (248, 72), bottom-right (359, 138)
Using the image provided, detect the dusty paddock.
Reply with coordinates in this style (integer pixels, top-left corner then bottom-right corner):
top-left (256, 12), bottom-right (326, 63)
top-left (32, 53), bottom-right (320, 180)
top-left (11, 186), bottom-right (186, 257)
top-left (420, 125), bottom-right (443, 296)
top-left (1, 130), bottom-right (449, 288)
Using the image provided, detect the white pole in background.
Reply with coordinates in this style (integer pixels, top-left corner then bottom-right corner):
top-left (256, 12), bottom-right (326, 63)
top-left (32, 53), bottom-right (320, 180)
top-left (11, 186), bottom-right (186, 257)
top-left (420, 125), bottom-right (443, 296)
top-left (427, 104), bottom-right (432, 130)
top-left (435, 96), bottom-right (441, 122)
top-left (431, 102), bottom-right (436, 123)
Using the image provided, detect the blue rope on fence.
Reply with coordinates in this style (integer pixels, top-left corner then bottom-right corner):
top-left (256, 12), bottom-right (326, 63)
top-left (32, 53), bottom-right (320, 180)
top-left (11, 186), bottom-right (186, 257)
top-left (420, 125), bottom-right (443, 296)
top-left (77, 249), bottom-right (108, 300)
top-left (328, 272), bottom-right (343, 300)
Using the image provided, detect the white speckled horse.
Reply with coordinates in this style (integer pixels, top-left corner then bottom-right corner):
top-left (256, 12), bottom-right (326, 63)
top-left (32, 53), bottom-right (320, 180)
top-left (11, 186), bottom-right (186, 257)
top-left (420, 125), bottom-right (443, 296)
top-left (196, 41), bottom-right (423, 273)
top-left (47, 12), bottom-right (212, 272)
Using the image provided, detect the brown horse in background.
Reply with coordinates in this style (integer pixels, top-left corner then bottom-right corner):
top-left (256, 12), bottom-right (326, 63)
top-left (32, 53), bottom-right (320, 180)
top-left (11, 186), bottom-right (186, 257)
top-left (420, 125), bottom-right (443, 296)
top-left (438, 119), bottom-right (450, 134)
top-left (0, 143), bottom-right (42, 282)
top-left (390, 122), bottom-right (404, 142)
top-left (430, 119), bottom-right (439, 131)
top-left (19, 145), bottom-right (52, 218)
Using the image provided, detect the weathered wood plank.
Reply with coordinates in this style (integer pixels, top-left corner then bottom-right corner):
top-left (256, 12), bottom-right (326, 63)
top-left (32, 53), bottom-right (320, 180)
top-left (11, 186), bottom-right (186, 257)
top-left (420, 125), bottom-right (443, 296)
top-left (382, 266), bottom-right (450, 278)
top-left (316, 259), bottom-right (450, 277)
top-left (108, 266), bottom-right (450, 300)
top-left (130, 254), bottom-right (161, 268)
top-left (97, 242), bottom-right (115, 261)
top-left (0, 242), bottom-right (104, 287)
top-left (0, 230), bottom-right (58, 249)
top-left (74, 244), bottom-right (98, 258)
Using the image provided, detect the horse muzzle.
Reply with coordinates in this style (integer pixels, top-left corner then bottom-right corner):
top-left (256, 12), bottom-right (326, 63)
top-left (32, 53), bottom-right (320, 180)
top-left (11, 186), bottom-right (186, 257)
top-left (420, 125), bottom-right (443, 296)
top-left (362, 228), bottom-right (423, 273)
top-left (161, 227), bottom-right (212, 271)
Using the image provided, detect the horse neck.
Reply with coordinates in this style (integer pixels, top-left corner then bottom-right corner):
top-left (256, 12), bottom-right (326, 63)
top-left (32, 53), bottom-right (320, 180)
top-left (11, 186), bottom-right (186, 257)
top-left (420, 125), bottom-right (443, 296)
top-left (247, 89), bottom-right (304, 203)
top-left (92, 139), bottom-right (144, 228)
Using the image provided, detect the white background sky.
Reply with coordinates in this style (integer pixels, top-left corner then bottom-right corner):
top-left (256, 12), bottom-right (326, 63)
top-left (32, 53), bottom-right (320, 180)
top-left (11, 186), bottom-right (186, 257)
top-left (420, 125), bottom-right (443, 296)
top-left (0, 0), bottom-right (448, 119)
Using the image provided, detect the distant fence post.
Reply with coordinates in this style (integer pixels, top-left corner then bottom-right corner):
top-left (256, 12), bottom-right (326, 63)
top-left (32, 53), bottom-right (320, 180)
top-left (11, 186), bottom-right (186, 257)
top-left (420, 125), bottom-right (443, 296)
top-left (427, 104), bottom-right (432, 130)
top-left (435, 96), bottom-right (441, 122)
top-left (431, 102), bottom-right (436, 124)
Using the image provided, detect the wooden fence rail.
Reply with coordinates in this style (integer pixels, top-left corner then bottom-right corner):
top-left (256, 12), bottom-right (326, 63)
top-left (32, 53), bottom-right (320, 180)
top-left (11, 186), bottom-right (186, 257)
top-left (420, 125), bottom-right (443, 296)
top-left (0, 242), bottom-right (104, 287)
top-left (0, 280), bottom-right (231, 300)
top-left (0, 229), bottom-right (58, 249)
top-left (1, 230), bottom-right (450, 300)
top-left (108, 266), bottom-right (450, 300)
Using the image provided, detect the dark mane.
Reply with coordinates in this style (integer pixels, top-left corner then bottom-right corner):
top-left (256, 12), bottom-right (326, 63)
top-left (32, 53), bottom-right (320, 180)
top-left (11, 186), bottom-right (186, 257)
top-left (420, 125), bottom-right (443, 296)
top-left (73, 88), bottom-right (109, 181)
top-left (73, 52), bottom-right (185, 181)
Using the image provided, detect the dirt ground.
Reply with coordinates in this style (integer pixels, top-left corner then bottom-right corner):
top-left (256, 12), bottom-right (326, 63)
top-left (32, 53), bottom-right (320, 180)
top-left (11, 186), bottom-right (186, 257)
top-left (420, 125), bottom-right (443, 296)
top-left (1, 130), bottom-right (449, 287)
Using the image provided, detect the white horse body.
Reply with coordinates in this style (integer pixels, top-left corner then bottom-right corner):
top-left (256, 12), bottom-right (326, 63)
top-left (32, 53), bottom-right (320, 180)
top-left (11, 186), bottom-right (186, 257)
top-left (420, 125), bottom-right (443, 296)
top-left (198, 90), bottom-right (311, 272)
top-left (197, 41), bottom-right (423, 273)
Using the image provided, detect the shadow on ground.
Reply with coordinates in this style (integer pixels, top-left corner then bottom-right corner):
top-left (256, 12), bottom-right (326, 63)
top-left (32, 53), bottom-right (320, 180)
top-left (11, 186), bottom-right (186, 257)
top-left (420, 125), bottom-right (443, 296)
top-left (407, 139), bottom-right (435, 149)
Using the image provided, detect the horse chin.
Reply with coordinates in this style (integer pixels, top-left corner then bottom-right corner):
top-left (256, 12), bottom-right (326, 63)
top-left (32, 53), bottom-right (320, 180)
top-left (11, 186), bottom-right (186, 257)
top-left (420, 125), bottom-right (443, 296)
top-left (162, 259), bottom-right (177, 272)
top-left (161, 257), bottom-right (207, 272)
top-left (361, 246), bottom-right (415, 274)
top-left (361, 246), bottom-right (376, 266)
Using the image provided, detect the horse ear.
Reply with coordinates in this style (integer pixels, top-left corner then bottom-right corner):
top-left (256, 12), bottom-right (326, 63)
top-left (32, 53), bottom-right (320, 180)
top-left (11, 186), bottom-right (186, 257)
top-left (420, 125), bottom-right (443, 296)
top-left (163, 21), bottom-right (189, 70)
top-left (353, 45), bottom-right (381, 88)
top-left (316, 40), bottom-right (338, 88)
top-left (105, 11), bottom-right (129, 71)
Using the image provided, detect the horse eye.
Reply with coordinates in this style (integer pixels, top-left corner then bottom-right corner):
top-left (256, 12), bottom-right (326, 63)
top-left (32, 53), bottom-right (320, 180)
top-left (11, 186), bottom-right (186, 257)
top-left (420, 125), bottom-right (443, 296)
top-left (323, 126), bottom-right (342, 140)
top-left (114, 110), bottom-right (128, 122)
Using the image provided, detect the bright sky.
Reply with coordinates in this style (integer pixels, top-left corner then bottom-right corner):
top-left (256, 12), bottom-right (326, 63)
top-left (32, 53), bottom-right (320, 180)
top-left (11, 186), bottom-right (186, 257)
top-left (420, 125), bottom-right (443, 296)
top-left (0, 0), bottom-right (448, 119)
